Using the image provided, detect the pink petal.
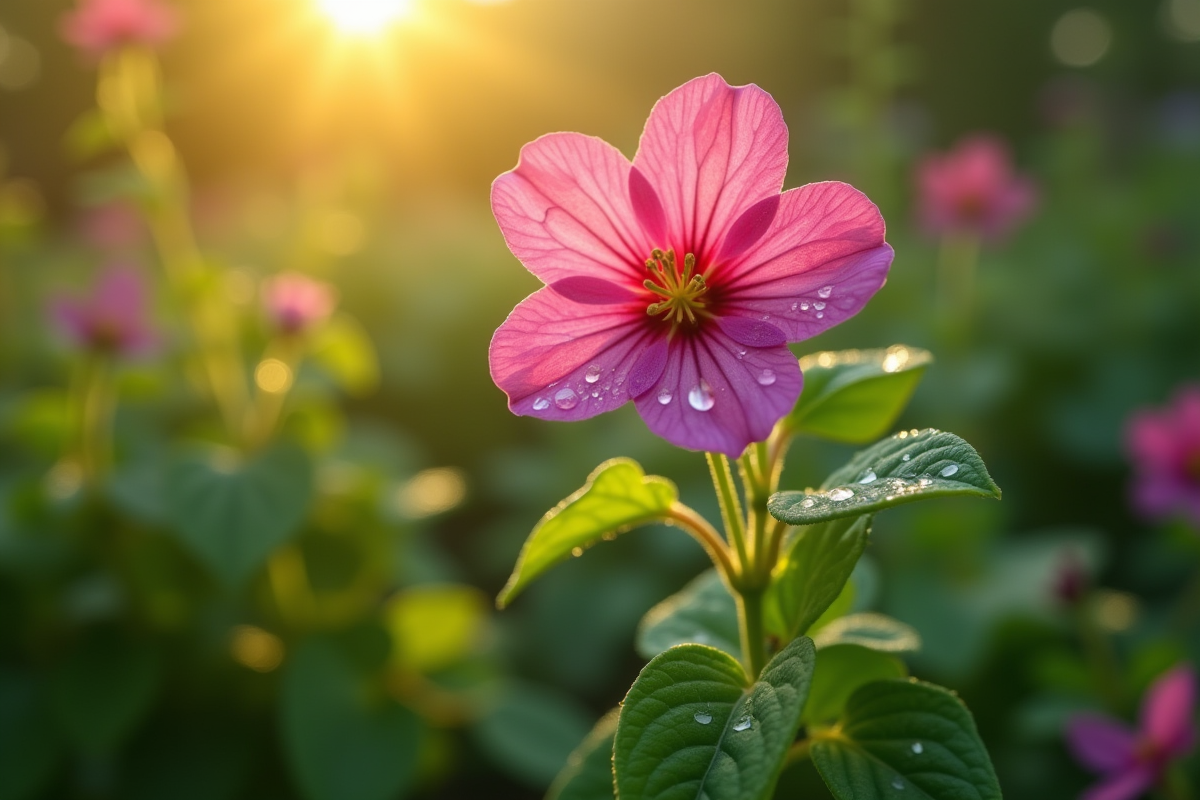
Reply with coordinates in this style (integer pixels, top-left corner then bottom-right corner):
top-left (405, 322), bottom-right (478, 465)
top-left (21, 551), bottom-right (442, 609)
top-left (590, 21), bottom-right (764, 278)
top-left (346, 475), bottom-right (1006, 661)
top-left (49, 298), bottom-right (91, 345)
top-left (93, 266), bottom-right (148, 321)
top-left (633, 74), bottom-right (788, 257)
top-left (489, 286), bottom-right (654, 421)
top-left (1141, 665), bottom-right (1196, 756)
top-left (1081, 767), bottom-right (1157, 800)
top-left (1066, 714), bottom-right (1137, 774)
top-left (550, 277), bottom-right (640, 305)
top-left (1126, 412), bottom-right (1180, 470)
top-left (633, 333), bottom-right (802, 457)
top-left (491, 132), bottom-right (653, 286)
top-left (715, 316), bottom-right (787, 348)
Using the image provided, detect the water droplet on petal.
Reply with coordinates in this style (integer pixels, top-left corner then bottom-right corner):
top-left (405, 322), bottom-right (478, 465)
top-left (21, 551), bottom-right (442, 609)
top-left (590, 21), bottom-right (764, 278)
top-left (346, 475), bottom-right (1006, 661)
top-left (554, 388), bottom-right (579, 410)
top-left (829, 487), bottom-right (854, 501)
top-left (761, 314), bottom-right (770, 321)
top-left (591, 389), bottom-right (600, 398)
top-left (656, 388), bottom-right (673, 405)
top-left (585, 364), bottom-right (602, 384)
top-left (816, 311), bottom-right (825, 319)
top-left (736, 349), bottom-right (746, 360)
top-left (800, 302), bottom-right (810, 311)
top-left (532, 397), bottom-right (550, 411)
top-left (859, 469), bottom-right (877, 484)
top-left (694, 711), bottom-right (713, 725)
top-left (911, 742), bottom-right (923, 754)
top-left (940, 463), bottom-right (959, 477)
top-left (791, 302), bottom-right (798, 311)
top-left (813, 301), bottom-right (826, 311)
top-left (818, 285), bottom-right (833, 299)
top-left (801, 497), bottom-right (816, 508)
top-left (688, 381), bottom-right (715, 412)
top-left (757, 369), bottom-right (776, 386)
top-left (732, 715), bottom-right (753, 732)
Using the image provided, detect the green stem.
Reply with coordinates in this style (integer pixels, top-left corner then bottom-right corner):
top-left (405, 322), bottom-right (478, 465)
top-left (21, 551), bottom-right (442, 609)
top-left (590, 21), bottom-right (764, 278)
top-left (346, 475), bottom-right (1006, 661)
top-left (937, 231), bottom-right (981, 335)
top-left (1076, 594), bottom-right (1126, 714)
top-left (77, 352), bottom-right (114, 488)
top-left (738, 587), bottom-right (767, 679)
top-left (666, 503), bottom-right (736, 582)
top-left (706, 453), bottom-right (748, 570)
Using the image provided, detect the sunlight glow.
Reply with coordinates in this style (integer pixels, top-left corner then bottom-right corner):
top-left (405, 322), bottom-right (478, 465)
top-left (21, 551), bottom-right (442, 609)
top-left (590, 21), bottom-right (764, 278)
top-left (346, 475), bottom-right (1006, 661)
top-left (315, 0), bottom-right (414, 35)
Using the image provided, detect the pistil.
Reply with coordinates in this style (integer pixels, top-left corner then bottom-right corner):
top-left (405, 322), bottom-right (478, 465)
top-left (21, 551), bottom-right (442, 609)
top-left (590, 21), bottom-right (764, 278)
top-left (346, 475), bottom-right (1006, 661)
top-left (644, 248), bottom-right (710, 329)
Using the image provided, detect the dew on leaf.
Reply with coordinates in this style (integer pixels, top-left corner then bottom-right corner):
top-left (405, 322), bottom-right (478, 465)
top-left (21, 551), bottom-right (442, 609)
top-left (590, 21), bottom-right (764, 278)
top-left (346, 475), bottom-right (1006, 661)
top-left (911, 742), bottom-right (923, 754)
top-left (694, 711), bottom-right (713, 725)
top-left (801, 497), bottom-right (816, 508)
top-left (828, 487), bottom-right (854, 501)
top-left (732, 715), bottom-right (753, 732)
top-left (859, 469), bottom-right (877, 484)
top-left (940, 463), bottom-right (959, 477)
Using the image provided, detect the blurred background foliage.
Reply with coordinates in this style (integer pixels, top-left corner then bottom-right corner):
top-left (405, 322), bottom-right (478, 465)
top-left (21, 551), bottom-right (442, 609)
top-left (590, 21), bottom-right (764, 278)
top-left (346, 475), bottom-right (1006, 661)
top-left (1, 0), bottom-right (1199, 798)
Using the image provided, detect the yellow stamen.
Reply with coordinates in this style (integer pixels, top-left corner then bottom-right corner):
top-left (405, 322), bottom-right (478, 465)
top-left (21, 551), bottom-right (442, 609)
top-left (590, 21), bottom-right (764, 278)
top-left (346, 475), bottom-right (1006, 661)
top-left (643, 248), bottom-right (710, 332)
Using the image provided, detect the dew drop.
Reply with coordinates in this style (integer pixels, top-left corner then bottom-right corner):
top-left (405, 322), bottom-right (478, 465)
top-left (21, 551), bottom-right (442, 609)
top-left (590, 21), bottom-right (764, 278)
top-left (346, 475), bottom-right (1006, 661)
top-left (571, 546), bottom-right (584, 557)
top-left (657, 388), bottom-right (673, 405)
top-left (761, 314), bottom-right (770, 321)
top-left (732, 715), bottom-right (753, 732)
top-left (911, 742), bottom-right (923, 754)
top-left (902, 453), bottom-right (911, 461)
top-left (688, 380), bottom-right (715, 412)
top-left (532, 397), bottom-right (550, 411)
top-left (694, 711), bottom-right (713, 725)
top-left (800, 301), bottom-right (810, 311)
top-left (813, 301), bottom-right (826, 311)
top-left (940, 463), bottom-right (959, 477)
top-left (859, 469), bottom-right (877, 484)
top-left (554, 387), bottom-right (579, 410)
top-left (892, 778), bottom-right (904, 790)
top-left (791, 302), bottom-right (798, 311)
top-left (585, 364), bottom-right (602, 384)
top-left (816, 311), bottom-right (825, 319)
top-left (591, 389), bottom-right (600, 398)
top-left (818, 285), bottom-right (833, 299)
top-left (736, 349), bottom-right (746, 360)
top-left (757, 369), bottom-right (777, 386)
top-left (917, 478), bottom-right (932, 488)
top-left (828, 487), bottom-right (854, 501)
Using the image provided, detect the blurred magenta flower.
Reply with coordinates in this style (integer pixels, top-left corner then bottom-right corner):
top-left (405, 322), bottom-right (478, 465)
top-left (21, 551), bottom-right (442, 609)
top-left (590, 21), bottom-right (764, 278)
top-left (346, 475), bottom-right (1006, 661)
top-left (915, 135), bottom-right (1036, 242)
top-left (60, 0), bottom-right (178, 59)
top-left (489, 74), bottom-right (892, 456)
top-left (51, 265), bottom-right (156, 356)
top-left (263, 272), bottom-right (337, 335)
top-left (1125, 385), bottom-right (1200, 527)
top-left (1066, 665), bottom-right (1196, 800)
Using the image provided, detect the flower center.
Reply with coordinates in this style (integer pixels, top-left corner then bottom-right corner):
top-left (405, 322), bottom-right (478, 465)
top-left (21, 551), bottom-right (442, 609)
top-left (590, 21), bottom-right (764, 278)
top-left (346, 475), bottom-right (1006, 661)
top-left (643, 248), bottom-right (710, 329)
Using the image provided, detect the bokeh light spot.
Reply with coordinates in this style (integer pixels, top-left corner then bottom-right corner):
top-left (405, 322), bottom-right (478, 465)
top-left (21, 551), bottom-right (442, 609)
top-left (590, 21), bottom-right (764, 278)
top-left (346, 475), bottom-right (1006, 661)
top-left (1164, 0), bottom-right (1200, 41)
top-left (0, 28), bottom-right (41, 91)
top-left (255, 358), bottom-right (294, 394)
top-left (314, 0), bottom-right (413, 35)
top-left (230, 625), bottom-right (285, 672)
top-left (1051, 9), bottom-right (1112, 67)
top-left (395, 467), bottom-right (467, 518)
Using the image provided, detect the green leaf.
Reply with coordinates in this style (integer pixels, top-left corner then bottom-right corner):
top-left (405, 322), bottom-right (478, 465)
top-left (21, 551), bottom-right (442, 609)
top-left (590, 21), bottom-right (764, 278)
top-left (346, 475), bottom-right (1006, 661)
top-left (164, 441), bottom-right (313, 586)
top-left (0, 669), bottom-right (61, 800)
top-left (767, 429), bottom-right (1001, 526)
top-left (636, 569), bottom-right (741, 661)
top-left (384, 583), bottom-right (488, 673)
top-left (472, 681), bottom-right (594, 788)
top-left (547, 709), bottom-right (618, 800)
top-left (497, 458), bottom-right (677, 608)
top-left (281, 638), bottom-right (421, 800)
top-left (614, 637), bottom-right (816, 800)
top-left (786, 346), bottom-right (931, 443)
top-left (804, 645), bottom-right (907, 726)
top-left (766, 516), bottom-right (871, 640)
top-left (311, 314), bottom-right (380, 396)
top-left (50, 631), bottom-right (161, 753)
top-left (812, 613), bottom-right (921, 653)
top-left (811, 679), bottom-right (1001, 800)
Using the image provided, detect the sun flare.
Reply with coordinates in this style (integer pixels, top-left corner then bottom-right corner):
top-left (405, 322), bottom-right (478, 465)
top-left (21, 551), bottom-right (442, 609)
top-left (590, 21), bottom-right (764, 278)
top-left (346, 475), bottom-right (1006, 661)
top-left (314, 0), bottom-right (414, 35)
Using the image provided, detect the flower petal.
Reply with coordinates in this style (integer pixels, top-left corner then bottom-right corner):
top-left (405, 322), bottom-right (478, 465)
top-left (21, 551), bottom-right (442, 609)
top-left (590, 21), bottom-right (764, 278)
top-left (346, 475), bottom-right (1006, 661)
top-left (550, 277), bottom-right (641, 305)
top-left (1141, 665), bottom-right (1196, 757)
top-left (1081, 767), bottom-right (1157, 800)
top-left (633, 74), bottom-right (788, 257)
top-left (489, 286), bottom-right (654, 421)
top-left (492, 132), bottom-right (652, 285)
top-left (715, 315), bottom-right (787, 348)
top-left (1066, 714), bottom-right (1138, 774)
top-left (633, 332), bottom-right (801, 457)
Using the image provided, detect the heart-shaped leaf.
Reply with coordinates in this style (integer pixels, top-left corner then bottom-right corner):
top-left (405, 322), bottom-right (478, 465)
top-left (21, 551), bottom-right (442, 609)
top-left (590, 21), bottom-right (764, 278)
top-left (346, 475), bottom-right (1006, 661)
top-left (164, 441), bottom-right (313, 587)
top-left (636, 569), bottom-right (741, 661)
top-left (785, 346), bottom-right (931, 444)
top-left (614, 637), bottom-right (815, 800)
top-left (812, 613), bottom-right (921, 653)
top-left (811, 679), bottom-right (1001, 800)
top-left (547, 709), bottom-right (619, 800)
top-left (497, 458), bottom-right (677, 608)
top-left (767, 430), bottom-right (1000, 526)
top-left (804, 645), bottom-right (907, 726)
top-left (766, 516), bottom-right (871, 640)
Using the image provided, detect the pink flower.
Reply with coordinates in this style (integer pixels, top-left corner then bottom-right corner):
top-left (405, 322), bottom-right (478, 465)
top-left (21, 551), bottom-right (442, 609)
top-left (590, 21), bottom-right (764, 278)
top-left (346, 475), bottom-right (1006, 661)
top-left (60, 0), bottom-right (178, 60)
top-left (1125, 385), bottom-right (1200, 527)
top-left (915, 135), bottom-right (1037, 242)
top-left (262, 272), bottom-right (337, 335)
top-left (50, 265), bottom-right (156, 356)
top-left (488, 74), bottom-right (893, 457)
top-left (1066, 665), bottom-right (1196, 800)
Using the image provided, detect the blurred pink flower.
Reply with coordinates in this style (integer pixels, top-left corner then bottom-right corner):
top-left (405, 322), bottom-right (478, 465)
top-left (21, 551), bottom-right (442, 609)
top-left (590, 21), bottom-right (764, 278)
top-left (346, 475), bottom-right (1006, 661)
top-left (262, 272), bottom-right (337, 335)
top-left (1066, 665), bottom-right (1196, 800)
top-left (915, 135), bottom-right (1037, 242)
top-left (488, 74), bottom-right (893, 457)
top-left (50, 265), bottom-right (156, 356)
top-left (60, 0), bottom-right (178, 59)
top-left (1125, 385), bottom-right (1200, 527)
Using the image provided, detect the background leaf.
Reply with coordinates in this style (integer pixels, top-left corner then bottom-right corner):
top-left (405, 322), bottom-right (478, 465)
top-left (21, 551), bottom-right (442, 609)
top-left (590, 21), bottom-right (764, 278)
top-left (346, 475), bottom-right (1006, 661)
top-left (545, 708), bottom-right (619, 800)
top-left (383, 583), bottom-right (488, 673)
top-left (803, 645), bottom-right (907, 726)
top-left (811, 679), bottom-right (1001, 800)
top-left (0, 669), bottom-right (61, 800)
top-left (636, 569), bottom-right (741, 660)
top-left (766, 516), bottom-right (871, 640)
top-left (471, 681), bottom-right (594, 788)
top-left (812, 613), bottom-right (921, 653)
top-left (768, 430), bottom-right (1000, 526)
top-left (165, 441), bottom-right (313, 586)
top-left (497, 458), bottom-right (677, 608)
top-left (310, 313), bottom-right (380, 396)
top-left (786, 346), bottom-right (931, 443)
top-left (614, 637), bottom-right (815, 800)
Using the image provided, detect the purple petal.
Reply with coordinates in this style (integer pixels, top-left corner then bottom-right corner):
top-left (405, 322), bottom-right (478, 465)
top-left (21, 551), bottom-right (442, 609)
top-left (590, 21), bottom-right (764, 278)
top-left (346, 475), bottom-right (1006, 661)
top-left (1081, 767), bottom-right (1157, 800)
top-left (1066, 714), bottom-right (1137, 774)
top-left (718, 195), bottom-right (780, 262)
top-left (1141, 665), bottom-right (1197, 756)
top-left (633, 331), bottom-right (801, 457)
top-left (93, 265), bottom-right (148, 321)
top-left (633, 74), bottom-right (788, 257)
top-left (49, 297), bottom-right (91, 345)
top-left (551, 277), bottom-right (641, 305)
top-left (628, 166), bottom-right (667, 245)
top-left (489, 285), bottom-right (655, 421)
top-left (627, 338), bottom-right (669, 399)
top-left (715, 316), bottom-right (787, 348)
top-left (491, 132), bottom-right (653, 285)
